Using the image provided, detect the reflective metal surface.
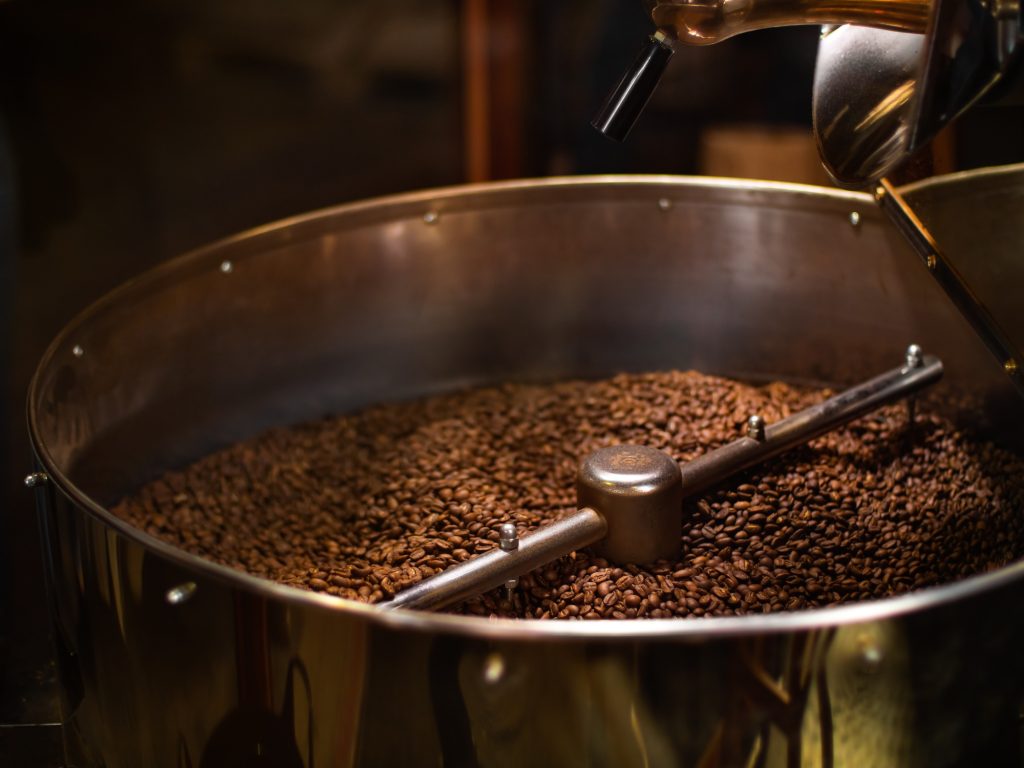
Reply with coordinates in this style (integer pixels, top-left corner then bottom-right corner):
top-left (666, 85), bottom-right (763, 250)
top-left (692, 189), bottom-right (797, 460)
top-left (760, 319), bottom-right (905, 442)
top-left (873, 179), bottom-right (1024, 396)
top-left (677, 350), bottom-right (944, 495)
top-left (384, 508), bottom-right (608, 612)
top-left (813, 25), bottom-right (924, 186)
top-left (648, 0), bottom-right (929, 45)
top-left (578, 445), bottom-right (683, 564)
top-left (814, 0), bottom-right (1022, 185)
top-left (27, 173), bottom-right (1024, 765)
top-left (631, 0), bottom-right (1021, 185)
top-left (394, 352), bottom-right (941, 612)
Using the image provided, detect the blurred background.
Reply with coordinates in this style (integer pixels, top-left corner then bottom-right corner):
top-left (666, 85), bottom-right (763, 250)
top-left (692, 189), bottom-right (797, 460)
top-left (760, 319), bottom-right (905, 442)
top-left (2, 1), bottom-right (1023, 763)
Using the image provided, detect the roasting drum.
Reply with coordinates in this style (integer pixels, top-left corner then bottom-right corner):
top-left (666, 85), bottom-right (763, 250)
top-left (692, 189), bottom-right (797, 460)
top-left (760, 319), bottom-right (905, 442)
top-left (27, 169), bottom-right (1024, 767)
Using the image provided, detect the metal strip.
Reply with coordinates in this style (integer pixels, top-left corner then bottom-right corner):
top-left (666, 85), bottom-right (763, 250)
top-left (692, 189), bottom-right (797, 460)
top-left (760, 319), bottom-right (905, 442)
top-left (875, 178), bottom-right (1024, 398)
top-left (382, 508), bottom-right (608, 611)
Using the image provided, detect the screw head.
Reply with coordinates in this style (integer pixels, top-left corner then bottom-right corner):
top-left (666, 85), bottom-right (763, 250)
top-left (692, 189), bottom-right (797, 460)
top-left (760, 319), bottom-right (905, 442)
top-left (858, 637), bottom-right (884, 673)
top-left (746, 415), bottom-right (766, 441)
top-left (24, 472), bottom-right (49, 489)
top-left (219, 260), bottom-right (234, 274)
top-left (423, 211), bottom-right (439, 224)
top-left (905, 344), bottom-right (924, 369)
top-left (166, 582), bottom-right (198, 605)
top-left (848, 211), bottom-right (861, 227)
top-left (483, 652), bottom-right (506, 684)
top-left (72, 345), bottom-right (84, 358)
top-left (498, 522), bottom-right (519, 552)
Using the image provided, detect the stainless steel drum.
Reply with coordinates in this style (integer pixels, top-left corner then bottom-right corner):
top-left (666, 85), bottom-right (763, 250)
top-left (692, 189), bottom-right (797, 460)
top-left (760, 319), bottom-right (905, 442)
top-left (27, 169), bottom-right (1024, 767)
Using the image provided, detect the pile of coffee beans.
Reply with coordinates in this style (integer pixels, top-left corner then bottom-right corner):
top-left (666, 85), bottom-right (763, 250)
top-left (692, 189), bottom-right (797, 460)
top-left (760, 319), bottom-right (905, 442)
top-left (112, 370), bottom-right (1024, 619)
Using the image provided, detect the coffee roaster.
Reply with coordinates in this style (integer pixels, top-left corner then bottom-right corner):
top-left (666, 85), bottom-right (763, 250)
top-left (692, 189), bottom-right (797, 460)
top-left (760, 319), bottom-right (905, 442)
top-left (23, 1), bottom-right (1024, 766)
top-left (596, 0), bottom-right (1024, 399)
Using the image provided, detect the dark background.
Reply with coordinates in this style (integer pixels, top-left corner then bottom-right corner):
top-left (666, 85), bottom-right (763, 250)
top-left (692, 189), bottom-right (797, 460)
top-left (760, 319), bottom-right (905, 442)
top-left (1, 1), bottom-right (1022, 764)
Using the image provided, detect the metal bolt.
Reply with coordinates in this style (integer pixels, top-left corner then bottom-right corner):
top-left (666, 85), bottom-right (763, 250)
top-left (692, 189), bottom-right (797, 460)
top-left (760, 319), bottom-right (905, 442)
top-left (72, 345), bottom-right (84, 358)
top-left (657, 198), bottom-right (671, 211)
top-left (498, 523), bottom-right (521, 598)
top-left (24, 472), bottom-right (49, 489)
top-left (166, 582), bottom-right (197, 605)
top-left (848, 211), bottom-right (861, 227)
top-left (904, 344), bottom-right (924, 369)
top-left (926, 254), bottom-right (937, 270)
top-left (499, 523), bottom-right (520, 598)
top-left (483, 652), bottom-right (505, 684)
top-left (903, 345), bottom-right (924, 424)
top-left (219, 260), bottom-right (233, 274)
top-left (504, 576), bottom-right (519, 599)
top-left (423, 211), bottom-right (439, 225)
top-left (858, 637), bottom-right (884, 673)
top-left (746, 415), bottom-right (766, 441)
top-left (499, 523), bottom-right (519, 552)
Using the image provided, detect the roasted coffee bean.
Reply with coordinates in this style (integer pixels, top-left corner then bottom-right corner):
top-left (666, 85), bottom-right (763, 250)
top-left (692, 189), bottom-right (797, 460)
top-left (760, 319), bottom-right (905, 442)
top-left (113, 370), bottom-right (1024, 620)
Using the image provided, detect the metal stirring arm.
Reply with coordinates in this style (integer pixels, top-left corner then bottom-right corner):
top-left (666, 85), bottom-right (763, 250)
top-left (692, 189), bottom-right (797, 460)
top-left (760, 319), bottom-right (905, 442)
top-left (679, 346), bottom-right (943, 497)
top-left (381, 510), bottom-right (608, 612)
top-left (382, 348), bottom-right (943, 612)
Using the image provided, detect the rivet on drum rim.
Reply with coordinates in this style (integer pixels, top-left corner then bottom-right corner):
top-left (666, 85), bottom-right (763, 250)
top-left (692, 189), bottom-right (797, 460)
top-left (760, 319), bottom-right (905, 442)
top-left (166, 582), bottom-right (198, 605)
top-left (72, 345), bottom-right (84, 358)
top-left (848, 211), bottom-right (861, 227)
top-left (857, 635), bottom-right (884, 673)
top-left (24, 472), bottom-right (49, 489)
top-left (657, 198), bottom-right (671, 211)
top-left (219, 260), bottom-right (234, 274)
top-left (423, 211), bottom-right (439, 225)
top-left (483, 652), bottom-right (505, 684)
